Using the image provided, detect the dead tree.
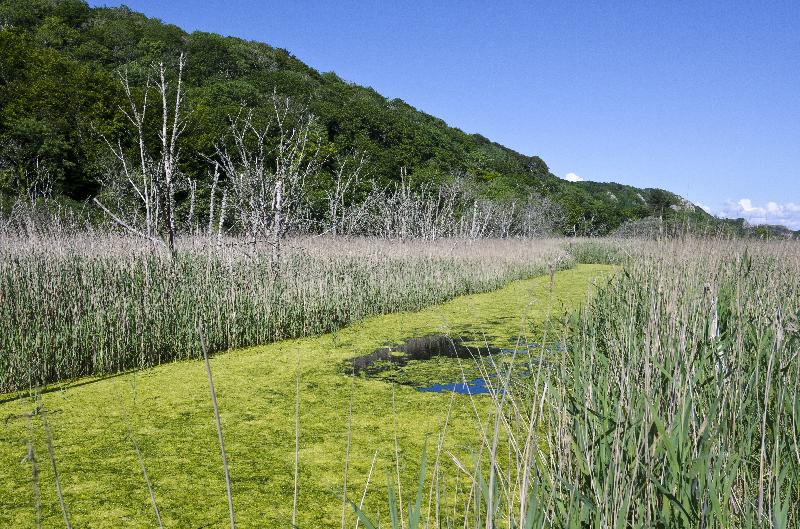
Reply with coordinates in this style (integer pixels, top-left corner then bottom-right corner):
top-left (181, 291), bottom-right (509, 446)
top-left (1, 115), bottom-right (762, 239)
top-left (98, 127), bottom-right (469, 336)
top-left (94, 54), bottom-right (187, 254)
top-left (325, 150), bottom-right (368, 236)
top-left (214, 107), bottom-right (272, 246)
top-left (155, 56), bottom-right (187, 253)
top-left (0, 158), bottom-right (60, 237)
top-left (518, 193), bottom-right (563, 237)
top-left (349, 169), bottom-right (563, 240)
top-left (214, 94), bottom-right (323, 269)
top-left (270, 94), bottom-right (322, 266)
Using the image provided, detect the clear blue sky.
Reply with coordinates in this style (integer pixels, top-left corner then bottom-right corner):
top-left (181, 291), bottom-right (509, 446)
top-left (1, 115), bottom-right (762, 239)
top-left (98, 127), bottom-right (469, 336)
top-left (90, 1), bottom-right (800, 227)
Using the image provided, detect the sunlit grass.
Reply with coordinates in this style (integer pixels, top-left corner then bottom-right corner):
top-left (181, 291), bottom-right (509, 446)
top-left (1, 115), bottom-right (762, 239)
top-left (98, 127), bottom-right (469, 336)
top-left (0, 235), bottom-right (572, 392)
top-left (0, 263), bottom-right (610, 528)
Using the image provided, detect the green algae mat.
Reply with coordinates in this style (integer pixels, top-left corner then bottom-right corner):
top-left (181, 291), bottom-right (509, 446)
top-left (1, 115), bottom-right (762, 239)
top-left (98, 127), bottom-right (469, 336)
top-left (0, 264), bottom-right (614, 528)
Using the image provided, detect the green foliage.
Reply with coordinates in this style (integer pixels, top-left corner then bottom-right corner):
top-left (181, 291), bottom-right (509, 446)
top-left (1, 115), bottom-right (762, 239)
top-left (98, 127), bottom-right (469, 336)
top-left (0, 0), bottom-right (746, 236)
top-left (0, 28), bottom-right (122, 199)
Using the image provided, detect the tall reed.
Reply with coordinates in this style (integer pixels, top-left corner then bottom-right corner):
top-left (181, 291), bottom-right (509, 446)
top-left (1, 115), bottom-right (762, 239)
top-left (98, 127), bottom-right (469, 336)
top-left (530, 239), bottom-right (799, 527)
top-left (0, 235), bottom-right (570, 392)
top-left (357, 238), bottom-right (799, 528)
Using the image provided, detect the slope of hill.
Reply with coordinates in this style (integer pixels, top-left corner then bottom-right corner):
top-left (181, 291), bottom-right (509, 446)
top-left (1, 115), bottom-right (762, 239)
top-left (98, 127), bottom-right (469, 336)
top-left (0, 0), bottom-right (790, 237)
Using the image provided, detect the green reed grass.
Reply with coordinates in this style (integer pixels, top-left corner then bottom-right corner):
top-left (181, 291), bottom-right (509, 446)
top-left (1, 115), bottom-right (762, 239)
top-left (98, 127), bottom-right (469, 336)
top-left (5, 233), bottom-right (796, 528)
top-left (0, 235), bottom-right (570, 392)
top-left (386, 238), bottom-right (799, 528)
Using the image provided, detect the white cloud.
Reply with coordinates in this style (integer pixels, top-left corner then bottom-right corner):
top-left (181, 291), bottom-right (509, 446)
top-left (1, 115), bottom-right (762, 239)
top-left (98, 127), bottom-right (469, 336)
top-left (720, 198), bottom-right (800, 230)
top-left (564, 172), bottom-right (584, 182)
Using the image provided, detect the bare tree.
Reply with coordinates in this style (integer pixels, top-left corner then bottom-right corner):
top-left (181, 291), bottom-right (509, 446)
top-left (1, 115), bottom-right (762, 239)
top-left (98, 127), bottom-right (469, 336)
top-left (0, 156), bottom-right (94, 237)
top-left (270, 93), bottom-right (322, 266)
top-left (214, 107), bottom-right (272, 246)
top-left (345, 169), bottom-right (563, 240)
top-left (94, 54), bottom-right (188, 254)
top-left (96, 66), bottom-right (158, 242)
top-left (325, 150), bottom-right (368, 236)
top-left (206, 162), bottom-right (222, 238)
top-left (214, 93), bottom-right (324, 269)
top-left (88, 56), bottom-right (562, 247)
top-left (155, 56), bottom-right (187, 253)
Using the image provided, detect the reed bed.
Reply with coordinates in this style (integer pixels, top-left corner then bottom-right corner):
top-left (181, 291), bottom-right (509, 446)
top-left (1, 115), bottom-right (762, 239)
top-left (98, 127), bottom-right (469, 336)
top-left (544, 238), bottom-right (800, 528)
top-left (6, 234), bottom-right (797, 527)
top-left (0, 235), bottom-right (570, 392)
top-left (376, 238), bottom-right (799, 528)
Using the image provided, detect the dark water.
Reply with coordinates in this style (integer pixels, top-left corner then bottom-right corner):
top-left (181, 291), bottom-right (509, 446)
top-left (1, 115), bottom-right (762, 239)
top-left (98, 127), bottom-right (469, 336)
top-left (349, 334), bottom-right (503, 376)
top-left (348, 334), bottom-right (561, 395)
top-left (417, 376), bottom-right (493, 395)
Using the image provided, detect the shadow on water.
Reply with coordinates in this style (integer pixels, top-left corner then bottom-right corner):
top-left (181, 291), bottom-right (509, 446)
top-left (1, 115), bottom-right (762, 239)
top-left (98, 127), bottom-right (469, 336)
top-left (348, 334), bottom-right (561, 395)
top-left (350, 334), bottom-right (502, 376)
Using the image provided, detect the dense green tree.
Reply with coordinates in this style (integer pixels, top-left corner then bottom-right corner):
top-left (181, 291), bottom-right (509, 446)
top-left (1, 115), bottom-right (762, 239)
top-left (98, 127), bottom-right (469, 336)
top-left (0, 30), bottom-right (121, 198)
top-left (646, 188), bottom-right (676, 217)
top-left (0, 0), bottom-right (754, 236)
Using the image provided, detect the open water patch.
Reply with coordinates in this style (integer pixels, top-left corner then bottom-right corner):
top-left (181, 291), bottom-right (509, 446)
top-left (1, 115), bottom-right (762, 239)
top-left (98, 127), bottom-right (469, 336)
top-left (349, 334), bottom-right (504, 376)
top-left (347, 334), bottom-right (561, 394)
top-left (416, 375), bottom-right (495, 395)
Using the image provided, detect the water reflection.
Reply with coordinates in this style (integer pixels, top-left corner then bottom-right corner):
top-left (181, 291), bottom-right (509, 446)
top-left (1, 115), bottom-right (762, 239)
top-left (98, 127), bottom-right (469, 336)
top-left (347, 334), bottom-right (562, 394)
top-left (350, 334), bottom-right (501, 376)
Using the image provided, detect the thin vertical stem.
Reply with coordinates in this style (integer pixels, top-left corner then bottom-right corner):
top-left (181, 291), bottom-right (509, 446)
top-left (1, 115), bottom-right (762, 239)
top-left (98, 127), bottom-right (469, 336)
top-left (392, 384), bottom-right (405, 529)
top-left (23, 400), bottom-right (41, 529)
top-left (341, 377), bottom-right (354, 529)
top-left (200, 329), bottom-right (235, 529)
top-left (39, 395), bottom-right (71, 529)
top-left (293, 349), bottom-right (301, 528)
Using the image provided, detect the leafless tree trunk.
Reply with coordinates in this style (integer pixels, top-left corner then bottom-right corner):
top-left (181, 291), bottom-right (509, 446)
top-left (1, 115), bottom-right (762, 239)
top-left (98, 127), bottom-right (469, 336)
top-left (213, 93), bottom-right (323, 268)
top-left (270, 93), bottom-right (322, 268)
top-left (341, 169), bottom-right (563, 240)
top-left (207, 163), bottom-right (220, 237)
top-left (213, 107), bottom-right (270, 246)
top-left (186, 177), bottom-right (197, 235)
top-left (155, 55), bottom-right (187, 255)
top-left (217, 188), bottom-right (228, 248)
top-left (94, 54), bottom-right (188, 254)
top-left (326, 150), bottom-right (368, 236)
top-left (96, 66), bottom-right (159, 240)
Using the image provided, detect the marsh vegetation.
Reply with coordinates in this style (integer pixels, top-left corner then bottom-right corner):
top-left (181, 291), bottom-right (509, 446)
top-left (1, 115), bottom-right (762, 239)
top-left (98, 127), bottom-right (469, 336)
top-left (2, 236), bottom-right (798, 528)
top-left (2, 3), bottom-right (798, 527)
top-left (0, 235), bottom-right (571, 392)
top-left (442, 238), bottom-right (800, 528)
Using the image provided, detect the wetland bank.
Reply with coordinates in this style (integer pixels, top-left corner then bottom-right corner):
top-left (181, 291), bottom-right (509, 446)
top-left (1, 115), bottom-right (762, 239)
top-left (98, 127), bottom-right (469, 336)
top-left (0, 235), bottom-right (610, 528)
top-left (2, 237), bottom-right (800, 529)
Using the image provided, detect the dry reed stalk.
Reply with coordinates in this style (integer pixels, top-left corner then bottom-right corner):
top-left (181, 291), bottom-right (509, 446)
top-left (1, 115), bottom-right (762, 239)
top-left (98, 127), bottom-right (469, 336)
top-left (200, 329), bottom-right (235, 529)
top-left (39, 394), bottom-right (71, 529)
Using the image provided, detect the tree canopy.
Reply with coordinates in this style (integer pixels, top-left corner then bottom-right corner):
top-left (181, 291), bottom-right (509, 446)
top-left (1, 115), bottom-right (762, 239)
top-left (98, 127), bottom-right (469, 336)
top-left (0, 0), bottom-right (772, 237)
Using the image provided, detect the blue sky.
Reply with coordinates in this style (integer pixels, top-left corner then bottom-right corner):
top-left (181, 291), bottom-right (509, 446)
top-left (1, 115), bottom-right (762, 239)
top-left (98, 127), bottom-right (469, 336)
top-left (90, 1), bottom-right (800, 228)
